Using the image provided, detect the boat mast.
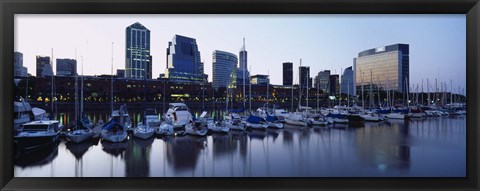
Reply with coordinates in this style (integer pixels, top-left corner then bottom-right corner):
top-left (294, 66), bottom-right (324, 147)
top-left (427, 79), bottom-right (430, 107)
top-left (421, 79), bottom-right (424, 106)
top-left (111, 42), bottom-right (114, 114)
top-left (450, 80), bottom-right (453, 106)
top-left (306, 67), bottom-right (309, 108)
top-left (51, 48), bottom-right (54, 119)
top-left (339, 68), bottom-right (342, 107)
top-left (249, 66), bottom-right (252, 113)
top-left (298, 59), bottom-right (302, 110)
top-left (406, 77), bottom-right (409, 108)
top-left (317, 75), bottom-right (319, 112)
top-left (267, 70), bottom-right (269, 107)
top-left (75, 48), bottom-right (78, 124)
top-left (360, 68), bottom-right (364, 112)
top-left (369, 69), bottom-right (373, 109)
top-left (243, 38), bottom-right (246, 111)
top-left (291, 78), bottom-right (294, 112)
top-left (347, 81), bottom-right (349, 107)
top-left (81, 56), bottom-right (84, 114)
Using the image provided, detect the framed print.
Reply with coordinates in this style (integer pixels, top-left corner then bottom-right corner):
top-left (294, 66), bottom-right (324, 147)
top-left (1, 0), bottom-right (479, 190)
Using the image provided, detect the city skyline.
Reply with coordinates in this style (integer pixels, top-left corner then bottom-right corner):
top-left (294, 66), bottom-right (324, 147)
top-left (15, 14), bottom-right (466, 93)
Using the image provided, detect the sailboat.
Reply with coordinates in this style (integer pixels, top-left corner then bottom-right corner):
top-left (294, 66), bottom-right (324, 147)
top-left (66, 55), bottom-right (94, 143)
top-left (133, 69), bottom-right (154, 140)
top-left (285, 59), bottom-right (309, 127)
top-left (360, 70), bottom-right (384, 122)
top-left (101, 43), bottom-right (128, 142)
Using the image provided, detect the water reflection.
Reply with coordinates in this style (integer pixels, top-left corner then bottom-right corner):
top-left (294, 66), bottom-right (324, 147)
top-left (101, 140), bottom-right (127, 157)
top-left (14, 116), bottom-right (466, 177)
top-left (15, 141), bottom-right (59, 168)
top-left (165, 135), bottom-right (207, 172)
top-left (125, 137), bottom-right (154, 177)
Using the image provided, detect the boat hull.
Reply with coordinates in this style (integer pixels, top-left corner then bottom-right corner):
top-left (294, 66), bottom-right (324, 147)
top-left (15, 132), bottom-right (59, 152)
top-left (101, 130), bottom-right (128, 142)
top-left (65, 130), bottom-right (94, 143)
top-left (285, 119), bottom-right (308, 126)
top-left (133, 128), bottom-right (154, 139)
top-left (246, 122), bottom-right (268, 130)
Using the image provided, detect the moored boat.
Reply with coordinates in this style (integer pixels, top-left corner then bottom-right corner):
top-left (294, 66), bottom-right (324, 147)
top-left (285, 112), bottom-right (308, 126)
top-left (14, 120), bottom-right (61, 153)
top-left (133, 121), bottom-right (155, 140)
top-left (347, 114), bottom-right (365, 127)
top-left (164, 103), bottom-right (193, 129)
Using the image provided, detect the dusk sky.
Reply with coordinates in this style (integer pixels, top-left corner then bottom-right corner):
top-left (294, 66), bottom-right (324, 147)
top-left (15, 14), bottom-right (466, 94)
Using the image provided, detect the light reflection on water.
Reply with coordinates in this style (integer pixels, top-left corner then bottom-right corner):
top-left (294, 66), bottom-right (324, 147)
top-left (14, 115), bottom-right (466, 177)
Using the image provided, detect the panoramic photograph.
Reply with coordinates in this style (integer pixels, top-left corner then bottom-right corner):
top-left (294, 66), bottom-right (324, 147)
top-left (13, 14), bottom-right (466, 177)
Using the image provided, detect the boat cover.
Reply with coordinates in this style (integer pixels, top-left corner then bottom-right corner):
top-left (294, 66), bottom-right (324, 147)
top-left (247, 115), bottom-right (264, 123)
top-left (325, 113), bottom-right (347, 119)
top-left (266, 115), bottom-right (278, 122)
top-left (102, 118), bottom-right (124, 130)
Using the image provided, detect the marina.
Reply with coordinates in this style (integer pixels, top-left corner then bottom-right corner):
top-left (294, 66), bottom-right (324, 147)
top-left (14, 107), bottom-right (466, 177)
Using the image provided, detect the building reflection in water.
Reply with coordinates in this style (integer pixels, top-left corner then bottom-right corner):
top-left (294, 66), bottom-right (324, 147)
top-left (165, 135), bottom-right (206, 172)
top-left (13, 115), bottom-right (465, 177)
top-left (354, 120), bottom-right (411, 174)
top-left (125, 137), bottom-right (154, 177)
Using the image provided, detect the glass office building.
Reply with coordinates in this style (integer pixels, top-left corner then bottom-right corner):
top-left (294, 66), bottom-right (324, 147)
top-left (14, 52), bottom-right (28, 78)
top-left (329, 74), bottom-right (339, 96)
top-left (56, 58), bottom-right (77, 77)
top-left (213, 50), bottom-right (238, 88)
top-left (283, 62), bottom-right (293, 86)
top-left (166, 35), bottom-right (205, 84)
top-left (354, 44), bottom-right (409, 95)
top-left (251, 74), bottom-right (269, 85)
top-left (315, 70), bottom-right (331, 95)
top-left (36, 56), bottom-right (53, 77)
top-left (299, 66), bottom-right (312, 88)
top-left (125, 22), bottom-right (152, 79)
top-left (237, 39), bottom-right (249, 86)
top-left (341, 67), bottom-right (354, 96)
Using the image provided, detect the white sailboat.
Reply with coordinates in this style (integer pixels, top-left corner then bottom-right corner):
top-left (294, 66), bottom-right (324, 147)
top-left (66, 55), bottom-right (94, 143)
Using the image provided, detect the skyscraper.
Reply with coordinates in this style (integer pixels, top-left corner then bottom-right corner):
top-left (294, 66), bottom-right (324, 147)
top-left (329, 74), bottom-right (340, 96)
top-left (354, 44), bottom-right (409, 95)
top-left (14, 52), bottom-right (28, 78)
top-left (237, 38), bottom-right (249, 86)
top-left (299, 66), bottom-right (311, 88)
top-left (166, 35), bottom-right (205, 84)
top-left (341, 67), bottom-right (354, 96)
top-left (56, 58), bottom-right (77, 77)
top-left (315, 70), bottom-right (331, 95)
top-left (36, 56), bottom-right (53, 77)
top-left (251, 74), bottom-right (269, 85)
top-left (283, 62), bottom-right (293, 86)
top-left (212, 50), bottom-right (238, 88)
top-left (125, 22), bottom-right (152, 79)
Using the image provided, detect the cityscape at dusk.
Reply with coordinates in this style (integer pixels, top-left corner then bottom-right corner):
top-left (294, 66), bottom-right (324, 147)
top-left (15, 14), bottom-right (466, 92)
top-left (13, 14), bottom-right (466, 178)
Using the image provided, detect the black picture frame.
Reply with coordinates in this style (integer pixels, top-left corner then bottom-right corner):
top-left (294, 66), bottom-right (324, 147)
top-left (1, 0), bottom-right (478, 190)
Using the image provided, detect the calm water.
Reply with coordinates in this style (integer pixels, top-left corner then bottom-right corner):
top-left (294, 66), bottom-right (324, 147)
top-left (14, 115), bottom-right (466, 177)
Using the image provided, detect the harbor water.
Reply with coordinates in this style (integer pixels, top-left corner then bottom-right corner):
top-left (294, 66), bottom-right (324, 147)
top-left (14, 110), bottom-right (466, 177)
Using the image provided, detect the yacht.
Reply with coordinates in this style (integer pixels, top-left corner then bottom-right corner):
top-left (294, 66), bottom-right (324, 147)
top-left (164, 103), bottom-right (193, 129)
top-left (14, 120), bottom-right (61, 152)
top-left (145, 109), bottom-right (161, 128)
